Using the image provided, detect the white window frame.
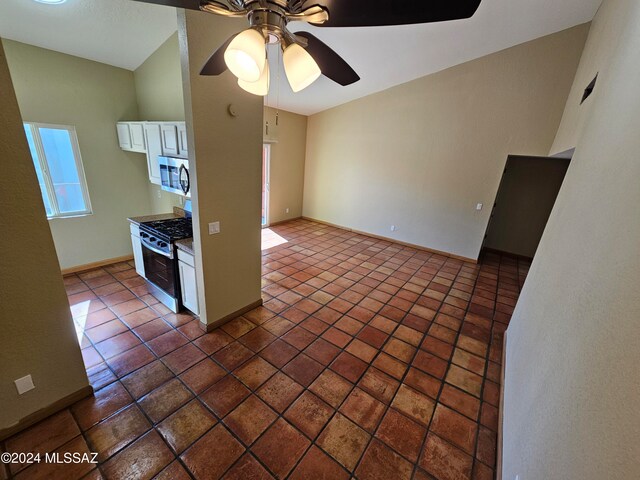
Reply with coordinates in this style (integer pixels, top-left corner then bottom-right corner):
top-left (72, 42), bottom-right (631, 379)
top-left (24, 122), bottom-right (93, 219)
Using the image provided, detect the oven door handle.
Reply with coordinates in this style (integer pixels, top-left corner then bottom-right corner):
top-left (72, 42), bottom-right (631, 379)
top-left (141, 238), bottom-right (173, 259)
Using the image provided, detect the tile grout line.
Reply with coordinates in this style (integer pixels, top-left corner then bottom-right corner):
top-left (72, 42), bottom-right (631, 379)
top-left (230, 224), bottom-right (498, 479)
top-left (407, 258), bottom-right (489, 479)
top-left (213, 229), bottom-right (461, 478)
top-left (468, 251), bottom-right (506, 477)
top-left (13, 221), bottom-right (521, 480)
top-left (350, 258), bottom-right (469, 478)
top-left (215, 232), bottom-right (450, 479)
top-left (68, 265), bottom-right (228, 480)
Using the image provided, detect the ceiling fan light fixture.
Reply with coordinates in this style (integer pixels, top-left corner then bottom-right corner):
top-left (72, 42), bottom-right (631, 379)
top-left (283, 43), bottom-right (321, 93)
top-left (238, 60), bottom-right (270, 96)
top-left (224, 28), bottom-right (266, 82)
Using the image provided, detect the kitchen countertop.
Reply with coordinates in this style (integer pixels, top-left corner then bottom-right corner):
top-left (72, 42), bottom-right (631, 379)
top-left (175, 238), bottom-right (194, 255)
top-left (127, 213), bottom-right (181, 225)
top-left (128, 207), bottom-right (188, 225)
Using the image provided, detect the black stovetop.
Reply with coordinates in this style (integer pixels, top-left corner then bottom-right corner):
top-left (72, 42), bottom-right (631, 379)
top-left (140, 217), bottom-right (193, 243)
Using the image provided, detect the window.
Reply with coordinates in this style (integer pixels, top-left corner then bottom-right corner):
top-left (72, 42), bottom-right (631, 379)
top-left (24, 123), bottom-right (92, 218)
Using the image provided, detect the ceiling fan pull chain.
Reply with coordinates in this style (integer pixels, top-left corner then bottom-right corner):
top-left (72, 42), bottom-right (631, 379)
top-left (264, 105), bottom-right (268, 136)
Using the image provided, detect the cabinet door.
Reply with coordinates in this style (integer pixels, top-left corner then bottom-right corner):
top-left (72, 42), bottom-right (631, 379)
top-left (177, 122), bottom-right (189, 158)
top-left (129, 123), bottom-right (146, 153)
top-left (116, 123), bottom-right (132, 150)
top-left (161, 123), bottom-right (179, 157)
top-left (131, 234), bottom-right (145, 278)
top-left (144, 123), bottom-right (163, 186)
top-left (179, 260), bottom-right (199, 315)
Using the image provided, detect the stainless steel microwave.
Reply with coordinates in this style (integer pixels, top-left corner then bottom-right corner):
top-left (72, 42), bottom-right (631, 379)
top-left (159, 156), bottom-right (190, 197)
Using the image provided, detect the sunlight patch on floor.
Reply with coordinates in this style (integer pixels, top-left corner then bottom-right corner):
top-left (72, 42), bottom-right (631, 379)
top-left (70, 300), bottom-right (90, 344)
top-left (262, 228), bottom-right (288, 250)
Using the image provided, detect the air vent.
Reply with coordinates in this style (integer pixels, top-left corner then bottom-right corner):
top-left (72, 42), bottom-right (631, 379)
top-left (581, 74), bottom-right (598, 104)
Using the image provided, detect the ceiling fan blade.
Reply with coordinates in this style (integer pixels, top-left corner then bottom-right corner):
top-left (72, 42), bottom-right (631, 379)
top-left (130, 0), bottom-right (203, 10)
top-left (295, 32), bottom-right (360, 86)
top-left (304, 0), bottom-right (482, 27)
top-left (200, 34), bottom-right (237, 76)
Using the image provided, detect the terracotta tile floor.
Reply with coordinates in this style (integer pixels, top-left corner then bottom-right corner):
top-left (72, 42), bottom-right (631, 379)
top-left (1, 219), bottom-right (529, 480)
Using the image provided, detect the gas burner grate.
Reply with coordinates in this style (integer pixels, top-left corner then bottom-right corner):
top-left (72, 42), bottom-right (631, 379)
top-left (141, 217), bottom-right (193, 242)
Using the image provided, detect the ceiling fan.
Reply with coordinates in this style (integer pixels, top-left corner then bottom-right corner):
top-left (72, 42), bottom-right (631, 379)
top-left (132, 0), bottom-right (482, 95)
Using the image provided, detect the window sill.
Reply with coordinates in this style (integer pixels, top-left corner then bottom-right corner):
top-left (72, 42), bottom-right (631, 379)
top-left (47, 212), bottom-right (93, 221)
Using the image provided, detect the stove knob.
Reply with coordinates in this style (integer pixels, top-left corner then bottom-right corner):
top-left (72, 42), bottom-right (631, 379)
top-left (150, 237), bottom-right (156, 242)
top-left (159, 242), bottom-right (167, 248)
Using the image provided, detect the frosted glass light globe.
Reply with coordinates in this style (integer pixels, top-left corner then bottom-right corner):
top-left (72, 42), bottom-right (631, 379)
top-left (224, 29), bottom-right (266, 82)
top-left (238, 61), bottom-right (270, 96)
top-left (283, 43), bottom-right (321, 92)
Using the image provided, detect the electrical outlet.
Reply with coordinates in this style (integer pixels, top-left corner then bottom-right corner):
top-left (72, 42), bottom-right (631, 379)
top-left (208, 221), bottom-right (220, 235)
top-left (157, 190), bottom-right (162, 199)
top-left (285, 208), bottom-right (290, 214)
top-left (390, 225), bottom-right (398, 232)
top-left (476, 203), bottom-right (484, 211)
top-left (15, 375), bottom-right (35, 395)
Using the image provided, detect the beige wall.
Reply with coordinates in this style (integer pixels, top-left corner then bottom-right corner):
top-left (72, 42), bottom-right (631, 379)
top-left (179, 11), bottom-right (263, 326)
top-left (135, 32), bottom-right (184, 122)
top-left (550, 2), bottom-right (623, 154)
top-left (264, 107), bottom-right (307, 225)
top-left (2, 39), bottom-right (153, 270)
top-left (303, 25), bottom-right (589, 261)
top-left (134, 32), bottom-right (185, 214)
top-left (502, 0), bottom-right (640, 478)
top-left (0, 39), bottom-right (89, 432)
top-left (484, 156), bottom-right (569, 258)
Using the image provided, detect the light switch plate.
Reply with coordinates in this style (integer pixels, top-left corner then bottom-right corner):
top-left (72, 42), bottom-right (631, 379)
top-left (15, 375), bottom-right (35, 395)
top-left (208, 222), bottom-right (220, 235)
top-left (476, 203), bottom-right (484, 211)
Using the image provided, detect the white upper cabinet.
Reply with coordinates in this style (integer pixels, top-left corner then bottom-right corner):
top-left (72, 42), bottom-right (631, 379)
top-left (116, 122), bottom-right (132, 151)
top-left (129, 123), bottom-right (146, 152)
top-left (116, 120), bottom-right (189, 185)
top-left (177, 122), bottom-right (189, 159)
top-left (161, 123), bottom-right (179, 157)
top-left (143, 123), bottom-right (163, 186)
top-left (117, 122), bottom-right (146, 153)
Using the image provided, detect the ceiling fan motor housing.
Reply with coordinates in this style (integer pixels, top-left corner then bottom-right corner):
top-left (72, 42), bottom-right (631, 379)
top-left (245, 2), bottom-right (316, 48)
top-left (248, 7), bottom-right (288, 44)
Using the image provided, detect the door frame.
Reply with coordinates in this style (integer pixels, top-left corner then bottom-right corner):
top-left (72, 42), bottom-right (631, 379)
top-left (481, 154), bottom-right (571, 257)
top-left (262, 144), bottom-right (271, 228)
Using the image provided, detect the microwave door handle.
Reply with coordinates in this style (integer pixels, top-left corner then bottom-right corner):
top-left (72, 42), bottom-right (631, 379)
top-left (179, 164), bottom-right (190, 195)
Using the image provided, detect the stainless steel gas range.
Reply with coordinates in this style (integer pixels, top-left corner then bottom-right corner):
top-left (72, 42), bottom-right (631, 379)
top-left (139, 216), bottom-right (193, 313)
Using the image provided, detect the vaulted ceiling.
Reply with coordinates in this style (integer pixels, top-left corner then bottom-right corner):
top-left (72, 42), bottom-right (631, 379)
top-left (0, 0), bottom-right (602, 115)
